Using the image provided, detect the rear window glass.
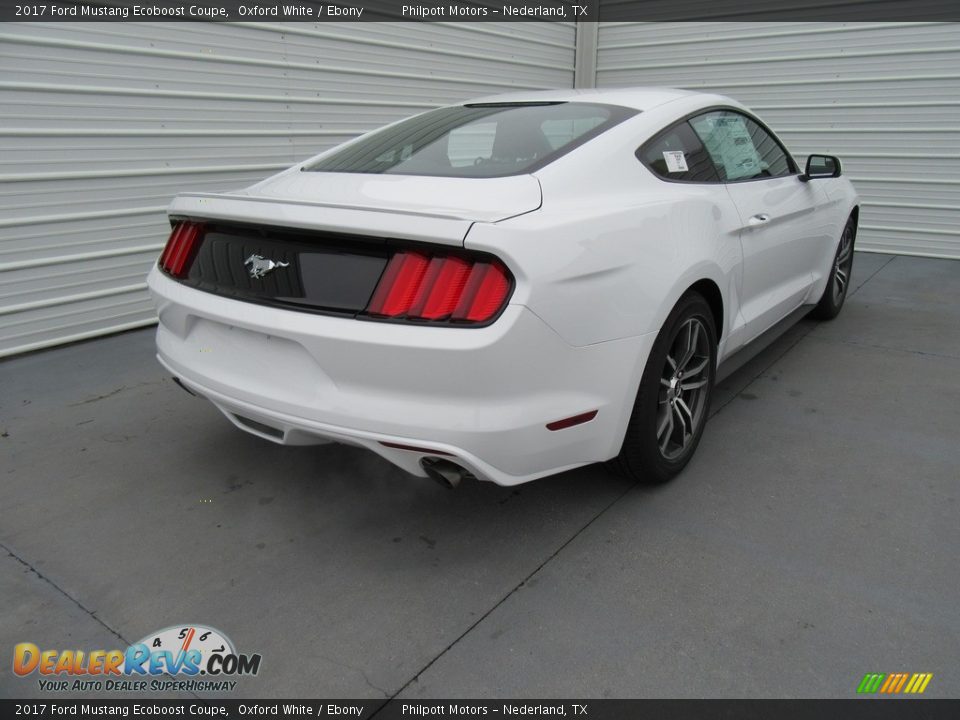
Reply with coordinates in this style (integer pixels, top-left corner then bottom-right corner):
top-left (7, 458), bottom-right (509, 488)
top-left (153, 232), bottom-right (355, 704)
top-left (304, 102), bottom-right (638, 178)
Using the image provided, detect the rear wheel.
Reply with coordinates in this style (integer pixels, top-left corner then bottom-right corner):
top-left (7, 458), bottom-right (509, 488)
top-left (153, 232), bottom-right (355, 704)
top-left (811, 217), bottom-right (855, 320)
top-left (611, 292), bottom-right (717, 484)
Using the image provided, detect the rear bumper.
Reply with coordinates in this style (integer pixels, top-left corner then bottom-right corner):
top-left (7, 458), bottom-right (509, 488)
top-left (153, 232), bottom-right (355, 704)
top-left (149, 267), bottom-right (653, 485)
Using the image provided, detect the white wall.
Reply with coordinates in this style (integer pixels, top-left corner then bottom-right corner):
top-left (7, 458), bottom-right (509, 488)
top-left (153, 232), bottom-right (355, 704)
top-left (0, 21), bottom-right (576, 357)
top-left (596, 21), bottom-right (960, 260)
top-left (3, 20), bottom-right (957, 358)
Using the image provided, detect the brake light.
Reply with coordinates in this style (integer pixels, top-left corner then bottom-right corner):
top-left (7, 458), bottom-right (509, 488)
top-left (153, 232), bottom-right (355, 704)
top-left (453, 262), bottom-right (511, 322)
top-left (409, 256), bottom-right (471, 319)
top-left (159, 221), bottom-right (203, 278)
top-left (366, 251), bottom-right (512, 324)
top-left (366, 251), bottom-right (430, 317)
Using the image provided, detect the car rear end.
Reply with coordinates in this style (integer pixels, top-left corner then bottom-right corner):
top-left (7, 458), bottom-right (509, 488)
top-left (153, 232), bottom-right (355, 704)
top-left (148, 100), bottom-right (648, 485)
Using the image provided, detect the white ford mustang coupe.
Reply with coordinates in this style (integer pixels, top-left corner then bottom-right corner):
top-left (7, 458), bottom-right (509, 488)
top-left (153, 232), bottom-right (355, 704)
top-left (149, 88), bottom-right (858, 487)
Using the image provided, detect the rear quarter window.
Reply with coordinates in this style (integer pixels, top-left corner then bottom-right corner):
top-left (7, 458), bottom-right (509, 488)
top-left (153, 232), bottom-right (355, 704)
top-left (638, 122), bottom-right (720, 183)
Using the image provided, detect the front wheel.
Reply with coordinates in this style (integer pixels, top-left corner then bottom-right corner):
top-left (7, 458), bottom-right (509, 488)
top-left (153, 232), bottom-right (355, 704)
top-left (811, 217), bottom-right (856, 320)
top-left (610, 292), bottom-right (717, 484)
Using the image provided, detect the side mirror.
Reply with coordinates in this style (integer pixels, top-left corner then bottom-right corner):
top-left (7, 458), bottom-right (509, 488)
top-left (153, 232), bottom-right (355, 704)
top-left (799, 154), bottom-right (841, 182)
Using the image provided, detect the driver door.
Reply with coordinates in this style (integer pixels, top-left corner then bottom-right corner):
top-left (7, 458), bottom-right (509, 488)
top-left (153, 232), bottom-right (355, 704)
top-left (690, 110), bottom-right (826, 342)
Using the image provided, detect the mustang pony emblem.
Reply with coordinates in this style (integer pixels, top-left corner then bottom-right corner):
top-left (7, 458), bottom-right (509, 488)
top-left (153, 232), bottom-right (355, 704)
top-left (244, 254), bottom-right (289, 279)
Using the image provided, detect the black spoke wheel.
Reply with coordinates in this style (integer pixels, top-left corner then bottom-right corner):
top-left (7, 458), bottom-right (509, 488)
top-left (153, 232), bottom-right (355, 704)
top-left (812, 216), bottom-right (856, 320)
top-left (611, 292), bottom-right (717, 484)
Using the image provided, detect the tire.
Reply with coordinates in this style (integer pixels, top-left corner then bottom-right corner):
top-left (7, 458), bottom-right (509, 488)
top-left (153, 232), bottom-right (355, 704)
top-left (811, 217), bottom-right (856, 320)
top-left (610, 292), bottom-right (717, 484)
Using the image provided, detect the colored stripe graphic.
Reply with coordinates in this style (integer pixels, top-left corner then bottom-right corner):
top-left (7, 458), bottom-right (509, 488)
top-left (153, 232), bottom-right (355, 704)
top-left (893, 674), bottom-right (909, 693)
top-left (857, 673), bottom-right (885, 693)
top-left (858, 672), bottom-right (933, 694)
top-left (911, 673), bottom-right (933, 694)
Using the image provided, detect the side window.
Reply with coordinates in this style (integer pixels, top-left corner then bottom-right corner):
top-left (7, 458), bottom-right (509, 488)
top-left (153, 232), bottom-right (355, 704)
top-left (689, 110), bottom-right (792, 181)
top-left (638, 122), bottom-right (720, 182)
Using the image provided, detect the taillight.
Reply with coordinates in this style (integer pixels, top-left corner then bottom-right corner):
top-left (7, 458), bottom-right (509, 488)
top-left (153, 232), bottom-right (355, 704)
top-left (366, 251), bottom-right (512, 325)
top-left (159, 221), bottom-right (203, 278)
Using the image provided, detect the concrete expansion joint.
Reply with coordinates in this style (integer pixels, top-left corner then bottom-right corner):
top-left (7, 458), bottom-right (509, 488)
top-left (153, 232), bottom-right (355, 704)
top-left (1, 540), bottom-right (130, 648)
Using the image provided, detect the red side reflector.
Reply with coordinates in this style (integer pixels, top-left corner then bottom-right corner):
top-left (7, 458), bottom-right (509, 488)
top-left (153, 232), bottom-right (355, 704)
top-left (546, 410), bottom-right (598, 431)
top-left (379, 441), bottom-right (453, 457)
top-left (159, 221), bottom-right (203, 278)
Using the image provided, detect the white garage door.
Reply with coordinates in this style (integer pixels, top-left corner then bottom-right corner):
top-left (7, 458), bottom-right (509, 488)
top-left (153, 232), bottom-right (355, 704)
top-left (596, 22), bottom-right (960, 260)
top-left (0, 21), bottom-right (576, 357)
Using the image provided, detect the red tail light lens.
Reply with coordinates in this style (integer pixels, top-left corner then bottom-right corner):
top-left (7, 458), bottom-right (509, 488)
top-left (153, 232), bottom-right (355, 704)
top-left (366, 251), bottom-right (512, 325)
top-left (159, 221), bottom-right (203, 278)
top-left (453, 262), bottom-right (512, 322)
top-left (366, 251), bottom-right (430, 317)
top-left (409, 256), bottom-right (471, 320)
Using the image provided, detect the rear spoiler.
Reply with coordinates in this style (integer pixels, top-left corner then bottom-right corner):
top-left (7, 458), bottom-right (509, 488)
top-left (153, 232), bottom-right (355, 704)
top-left (168, 193), bottom-right (472, 248)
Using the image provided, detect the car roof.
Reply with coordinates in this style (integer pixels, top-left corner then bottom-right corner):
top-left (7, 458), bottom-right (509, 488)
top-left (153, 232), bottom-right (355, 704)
top-left (460, 87), bottom-right (723, 112)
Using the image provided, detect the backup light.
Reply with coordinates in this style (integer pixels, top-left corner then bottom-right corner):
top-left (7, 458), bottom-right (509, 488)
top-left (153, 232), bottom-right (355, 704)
top-left (366, 251), bottom-right (512, 324)
top-left (159, 221), bottom-right (203, 278)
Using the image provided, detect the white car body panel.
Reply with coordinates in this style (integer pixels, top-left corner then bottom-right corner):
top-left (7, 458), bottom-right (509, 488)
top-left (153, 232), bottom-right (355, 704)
top-left (150, 271), bottom-right (654, 485)
top-left (148, 87), bottom-right (858, 485)
top-left (241, 170), bottom-right (543, 224)
top-left (726, 177), bottom-right (828, 342)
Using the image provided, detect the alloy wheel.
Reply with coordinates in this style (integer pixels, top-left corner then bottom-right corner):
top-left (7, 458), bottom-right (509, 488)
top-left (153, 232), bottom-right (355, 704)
top-left (833, 224), bottom-right (854, 304)
top-left (657, 317), bottom-right (711, 460)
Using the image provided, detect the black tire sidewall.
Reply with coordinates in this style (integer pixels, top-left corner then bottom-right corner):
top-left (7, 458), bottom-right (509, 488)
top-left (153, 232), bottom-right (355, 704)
top-left (622, 292), bottom-right (717, 483)
top-left (814, 218), bottom-right (856, 319)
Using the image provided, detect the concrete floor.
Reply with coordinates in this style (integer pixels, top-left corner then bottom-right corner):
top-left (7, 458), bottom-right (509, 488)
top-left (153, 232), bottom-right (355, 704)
top-left (1, 252), bottom-right (958, 699)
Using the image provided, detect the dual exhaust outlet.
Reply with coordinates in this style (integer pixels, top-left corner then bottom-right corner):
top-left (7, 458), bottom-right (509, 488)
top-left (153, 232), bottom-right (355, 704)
top-left (173, 374), bottom-right (476, 489)
top-left (420, 457), bottom-right (476, 489)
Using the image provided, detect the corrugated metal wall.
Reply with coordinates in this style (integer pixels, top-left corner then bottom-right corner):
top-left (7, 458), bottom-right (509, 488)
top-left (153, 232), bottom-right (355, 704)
top-left (4, 20), bottom-right (956, 357)
top-left (595, 21), bottom-right (960, 260)
top-left (0, 21), bottom-right (576, 357)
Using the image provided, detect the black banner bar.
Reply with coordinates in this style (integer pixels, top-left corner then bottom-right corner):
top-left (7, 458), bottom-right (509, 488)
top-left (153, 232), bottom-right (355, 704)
top-left (1, 0), bottom-right (959, 22)
top-left (2, 700), bottom-right (960, 719)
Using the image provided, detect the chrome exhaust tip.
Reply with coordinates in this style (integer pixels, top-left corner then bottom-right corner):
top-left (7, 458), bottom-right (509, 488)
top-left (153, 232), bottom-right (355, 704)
top-left (420, 458), bottom-right (473, 489)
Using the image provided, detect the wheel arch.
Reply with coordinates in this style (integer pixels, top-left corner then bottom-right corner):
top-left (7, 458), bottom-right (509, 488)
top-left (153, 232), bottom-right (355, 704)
top-left (655, 266), bottom-right (728, 345)
top-left (686, 278), bottom-right (724, 342)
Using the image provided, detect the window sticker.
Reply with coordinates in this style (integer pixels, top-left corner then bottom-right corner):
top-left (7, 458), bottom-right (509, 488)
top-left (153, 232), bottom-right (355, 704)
top-left (693, 114), bottom-right (762, 180)
top-left (662, 150), bottom-right (688, 173)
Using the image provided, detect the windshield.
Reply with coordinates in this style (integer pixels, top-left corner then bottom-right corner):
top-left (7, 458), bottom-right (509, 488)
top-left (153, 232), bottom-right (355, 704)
top-left (303, 102), bottom-right (638, 178)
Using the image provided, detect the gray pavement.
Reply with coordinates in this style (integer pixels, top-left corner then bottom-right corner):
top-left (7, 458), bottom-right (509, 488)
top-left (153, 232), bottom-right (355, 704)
top-left (1, 252), bottom-right (958, 699)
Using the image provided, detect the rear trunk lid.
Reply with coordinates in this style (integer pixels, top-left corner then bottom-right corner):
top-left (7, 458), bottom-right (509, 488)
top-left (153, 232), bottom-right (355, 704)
top-left (176, 221), bottom-right (394, 317)
top-left (163, 171), bottom-right (538, 317)
top-left (168, 171), bottom-right (542, 247)
top-left (247, 170), bottom-right (542, 223)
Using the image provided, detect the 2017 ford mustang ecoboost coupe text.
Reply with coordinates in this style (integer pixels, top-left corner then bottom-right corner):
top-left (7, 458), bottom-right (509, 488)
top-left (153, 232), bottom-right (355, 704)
top-left (149, 88), bottom-right (858, 487)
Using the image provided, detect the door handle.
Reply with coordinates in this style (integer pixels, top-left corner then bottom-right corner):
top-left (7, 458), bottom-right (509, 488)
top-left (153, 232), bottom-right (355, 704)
top-left (748, 213), bottom-right (771, 226)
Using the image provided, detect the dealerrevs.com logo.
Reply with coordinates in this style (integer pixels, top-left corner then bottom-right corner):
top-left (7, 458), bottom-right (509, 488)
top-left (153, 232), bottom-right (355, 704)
top-left (13, 624), bottom-right (261, 693)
